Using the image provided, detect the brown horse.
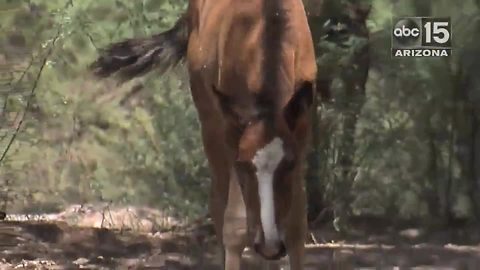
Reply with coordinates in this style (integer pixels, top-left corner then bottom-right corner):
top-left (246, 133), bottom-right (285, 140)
top-left (91, 0), bottom-right (317, 269)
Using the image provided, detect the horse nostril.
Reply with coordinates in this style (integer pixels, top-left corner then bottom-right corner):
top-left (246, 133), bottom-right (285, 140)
top-left (278, 241), bottom-right (287, 258)
top-left (253, 242), bottom-right (261, 254)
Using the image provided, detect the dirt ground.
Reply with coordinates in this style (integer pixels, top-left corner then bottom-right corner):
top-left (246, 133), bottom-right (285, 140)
top-left (1, 206), bottom-right (479, 269)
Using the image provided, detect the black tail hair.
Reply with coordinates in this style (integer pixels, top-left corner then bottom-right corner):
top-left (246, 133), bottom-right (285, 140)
top-left (90, 14), bottom-right (189, 82)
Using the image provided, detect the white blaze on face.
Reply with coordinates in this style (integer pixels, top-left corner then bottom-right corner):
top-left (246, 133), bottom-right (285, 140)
top-left (252, 137), bottom-right (284, 248)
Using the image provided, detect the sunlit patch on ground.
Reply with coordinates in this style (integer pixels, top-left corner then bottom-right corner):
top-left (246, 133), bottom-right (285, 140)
top-left (1, 206), bottom-right (479, 269)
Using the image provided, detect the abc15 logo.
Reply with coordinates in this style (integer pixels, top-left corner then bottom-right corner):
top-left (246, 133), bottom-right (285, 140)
top-left (392, 17), bottom-right (452, 49)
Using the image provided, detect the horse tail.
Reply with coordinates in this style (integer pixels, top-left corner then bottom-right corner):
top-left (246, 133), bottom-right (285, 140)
top-left (90, 14), bottom-right (189, 82)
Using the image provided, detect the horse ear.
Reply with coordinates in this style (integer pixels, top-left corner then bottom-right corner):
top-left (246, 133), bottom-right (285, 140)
top-left (283, 81), bottom-right (314, 131)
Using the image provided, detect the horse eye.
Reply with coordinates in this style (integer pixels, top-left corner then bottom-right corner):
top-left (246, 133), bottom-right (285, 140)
top-left (282, 158), bottom-right (296, 171)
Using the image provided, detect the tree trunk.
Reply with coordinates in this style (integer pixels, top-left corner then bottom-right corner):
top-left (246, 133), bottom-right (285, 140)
top-left (336, 42), bottom-right (369, 225)
top-left (455, 46), bottom-right (480, 220)
top-left (304, 0), bottom-right (371, 227)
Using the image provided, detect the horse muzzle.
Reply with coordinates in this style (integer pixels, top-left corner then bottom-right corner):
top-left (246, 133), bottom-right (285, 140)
top-left (253, 229), bottom-right (287, 260)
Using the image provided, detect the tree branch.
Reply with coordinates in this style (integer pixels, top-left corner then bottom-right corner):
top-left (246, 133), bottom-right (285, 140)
top-left (0, 32), bottom-right (61, 166)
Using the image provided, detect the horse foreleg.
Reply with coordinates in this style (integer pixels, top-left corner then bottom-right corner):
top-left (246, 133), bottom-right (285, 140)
top-left (222, 167), bottom-right (248, 270)
top-left (286, 242), bottom-right (305, 270)
top-left (283, 175), bottom-right (307, 270)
